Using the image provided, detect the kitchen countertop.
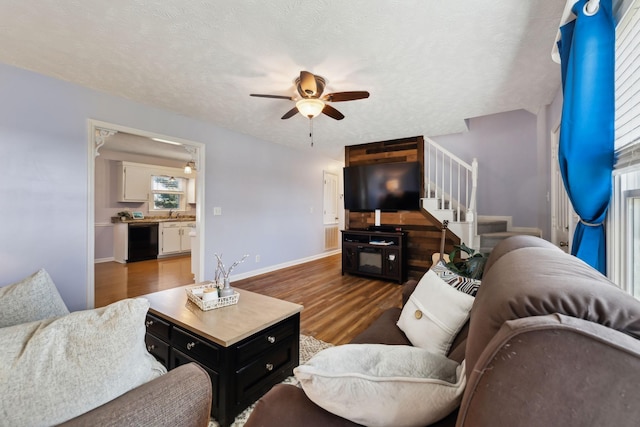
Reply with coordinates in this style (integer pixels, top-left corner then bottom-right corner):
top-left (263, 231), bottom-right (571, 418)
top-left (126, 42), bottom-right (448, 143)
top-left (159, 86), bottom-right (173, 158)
top-left (111, 215), bottom-right (196, 224)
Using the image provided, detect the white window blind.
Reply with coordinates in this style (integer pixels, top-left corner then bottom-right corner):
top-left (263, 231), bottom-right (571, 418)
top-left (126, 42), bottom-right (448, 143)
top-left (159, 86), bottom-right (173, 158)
top-left (615, 1), bottom-right (640, 156)
top-left (609, 0), bottom-right (640, 289)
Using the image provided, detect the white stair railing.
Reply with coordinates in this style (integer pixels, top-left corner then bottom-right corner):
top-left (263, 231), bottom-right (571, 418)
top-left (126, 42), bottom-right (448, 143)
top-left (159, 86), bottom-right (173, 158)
top-left (424, 137), bottom-right (479, 250)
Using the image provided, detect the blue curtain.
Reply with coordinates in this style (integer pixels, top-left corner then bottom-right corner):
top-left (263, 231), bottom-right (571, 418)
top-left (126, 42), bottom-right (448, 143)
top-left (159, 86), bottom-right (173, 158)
top-left (558, 0), bottom-right (615, 274)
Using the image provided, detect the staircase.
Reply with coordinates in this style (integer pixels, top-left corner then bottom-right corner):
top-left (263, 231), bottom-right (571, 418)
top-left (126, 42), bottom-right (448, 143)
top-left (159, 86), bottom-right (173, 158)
top-left (477, 217), bottom-right (541, 254)
top-left (422, 137), bottom-right (541, 255)
top-left (422, 137), bottom-right (479, 250)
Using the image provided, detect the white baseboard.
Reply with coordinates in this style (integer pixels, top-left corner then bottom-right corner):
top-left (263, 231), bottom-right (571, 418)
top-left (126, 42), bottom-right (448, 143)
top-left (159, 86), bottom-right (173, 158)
top-left (94, 257), bottom-right (115, 264)
top-left (230, 250), bottom-right (341, 282)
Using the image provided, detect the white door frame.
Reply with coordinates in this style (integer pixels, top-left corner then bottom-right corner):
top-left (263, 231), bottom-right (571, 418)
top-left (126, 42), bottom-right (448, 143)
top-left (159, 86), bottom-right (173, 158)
top-left (86, 119), bottom-right (206, 308)
top-left (550, 123), bottom-right (576, 252)
top-left (323, 170), bottom-right (339, 225)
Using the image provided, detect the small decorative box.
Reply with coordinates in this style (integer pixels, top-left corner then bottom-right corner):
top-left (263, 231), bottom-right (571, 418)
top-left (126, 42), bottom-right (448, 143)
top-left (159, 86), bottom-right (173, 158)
top-left (185, 284), bottom-right (240, 311)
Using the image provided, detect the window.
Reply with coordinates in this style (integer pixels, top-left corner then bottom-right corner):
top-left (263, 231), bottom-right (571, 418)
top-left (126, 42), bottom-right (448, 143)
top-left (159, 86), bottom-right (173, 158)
top-left (615, 3), bottom-right (640, 152)
top-left (631, 193), bottom-right (640, 297)
top-left (609, 2), bottom-right (640, 294)
top-left (151, 175), bottom-right (186, 211)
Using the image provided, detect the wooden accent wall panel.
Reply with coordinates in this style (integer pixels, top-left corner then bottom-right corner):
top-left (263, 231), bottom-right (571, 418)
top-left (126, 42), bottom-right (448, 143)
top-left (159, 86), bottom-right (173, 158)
top-left (345, 136), bottom-right (460, 280)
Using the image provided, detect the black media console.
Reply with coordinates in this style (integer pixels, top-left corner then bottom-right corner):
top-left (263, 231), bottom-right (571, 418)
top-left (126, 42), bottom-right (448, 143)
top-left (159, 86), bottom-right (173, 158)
top-left (341, 229), bottom-right (407, 283)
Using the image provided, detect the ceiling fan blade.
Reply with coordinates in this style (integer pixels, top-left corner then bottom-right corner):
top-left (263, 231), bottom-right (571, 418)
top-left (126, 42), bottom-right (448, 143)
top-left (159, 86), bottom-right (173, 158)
top-left (281, 107), bottom-right (299, 119)
top-left (299, 71), bottom-right (318, 97)
top-left (322, 91), bottom-right (370, 102)
top-left (250, 93), bottom-right (294, 100)
top-left (322, 104), bottom-right (345, 120)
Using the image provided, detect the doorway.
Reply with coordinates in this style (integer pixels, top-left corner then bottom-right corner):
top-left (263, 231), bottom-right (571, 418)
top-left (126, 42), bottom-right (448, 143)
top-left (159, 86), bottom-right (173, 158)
top-left (87, 119), bottom-right (206, 309)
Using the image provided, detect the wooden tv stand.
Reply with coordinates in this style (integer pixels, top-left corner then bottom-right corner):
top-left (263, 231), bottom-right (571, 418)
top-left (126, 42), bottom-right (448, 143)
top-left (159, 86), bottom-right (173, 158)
top-left (341, 229), bottom-right (407, 283)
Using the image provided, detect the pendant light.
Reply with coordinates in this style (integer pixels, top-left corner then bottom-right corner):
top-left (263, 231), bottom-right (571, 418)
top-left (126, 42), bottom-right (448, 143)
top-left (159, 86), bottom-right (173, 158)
top-left (184, 160), bottom-right (196, 174)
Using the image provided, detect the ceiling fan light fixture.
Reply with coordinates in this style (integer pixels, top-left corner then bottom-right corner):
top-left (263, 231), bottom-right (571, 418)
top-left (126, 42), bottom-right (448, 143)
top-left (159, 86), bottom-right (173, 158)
top-left (296, 98), bottom-right (325, 118)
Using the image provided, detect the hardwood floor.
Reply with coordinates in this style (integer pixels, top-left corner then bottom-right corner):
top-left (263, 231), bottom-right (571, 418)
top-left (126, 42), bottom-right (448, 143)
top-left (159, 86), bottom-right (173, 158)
top-left (95, 253), bottom-right (403, 345)
top-left (233, 254), bottom-right (403, 345)
top-left (95, 255), bottom-right (194, 307)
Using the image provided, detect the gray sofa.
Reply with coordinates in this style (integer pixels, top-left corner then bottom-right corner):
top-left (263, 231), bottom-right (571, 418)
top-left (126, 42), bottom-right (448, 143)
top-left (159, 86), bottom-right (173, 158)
top-left (0, 270), bottom-right (212, 427)
top-left (59, 362), bottom-right (212, 427)
top-left (245, 235), bottom-right (640, 427)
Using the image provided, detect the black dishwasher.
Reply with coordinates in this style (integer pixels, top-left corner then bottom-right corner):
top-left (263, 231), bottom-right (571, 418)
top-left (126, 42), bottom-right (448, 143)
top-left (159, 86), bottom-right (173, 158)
top-left (128, 223), bottom-right (159, 262)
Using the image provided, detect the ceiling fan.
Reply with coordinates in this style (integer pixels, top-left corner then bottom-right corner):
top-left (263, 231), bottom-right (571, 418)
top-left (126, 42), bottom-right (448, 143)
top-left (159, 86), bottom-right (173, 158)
top-left (250, 71), bottom-right (369, 120)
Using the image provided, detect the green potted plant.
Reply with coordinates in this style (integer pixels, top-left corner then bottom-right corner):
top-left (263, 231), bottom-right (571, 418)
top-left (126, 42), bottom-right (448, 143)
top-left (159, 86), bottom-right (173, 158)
top-left (445, 243), bottom-right (488, 280)
top-left (117, 211), bottom-right (133, 221)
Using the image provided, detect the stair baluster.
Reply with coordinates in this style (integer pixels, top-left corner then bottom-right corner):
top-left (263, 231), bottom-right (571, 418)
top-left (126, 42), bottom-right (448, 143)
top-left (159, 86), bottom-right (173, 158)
top-left (423, 137), bottom-right (479, 250)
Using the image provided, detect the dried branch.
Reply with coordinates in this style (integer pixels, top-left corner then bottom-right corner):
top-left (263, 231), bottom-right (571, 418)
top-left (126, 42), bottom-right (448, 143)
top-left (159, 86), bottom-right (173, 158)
top-left (215, 253), bottom-right (249, 279)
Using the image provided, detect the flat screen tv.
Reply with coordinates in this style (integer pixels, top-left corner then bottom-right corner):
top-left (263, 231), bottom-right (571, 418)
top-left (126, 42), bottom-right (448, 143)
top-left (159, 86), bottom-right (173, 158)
top-left (343, 161), bottom-right (421, 211)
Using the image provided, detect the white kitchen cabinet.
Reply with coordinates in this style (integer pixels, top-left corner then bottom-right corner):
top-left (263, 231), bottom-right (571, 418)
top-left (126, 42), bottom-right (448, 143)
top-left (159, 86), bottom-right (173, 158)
top-left (187, 177), bottom-right (196, 204)
top-left (160, 221), bottom-right (194, 255)
top-left (113, 222), bottom-right (128, 263)
top-left (117, 162), bottom-right (151, 202)
top-left (161, 223), bottom-right (183, 254)
top-left (181, 222), bottom-right (194, 251)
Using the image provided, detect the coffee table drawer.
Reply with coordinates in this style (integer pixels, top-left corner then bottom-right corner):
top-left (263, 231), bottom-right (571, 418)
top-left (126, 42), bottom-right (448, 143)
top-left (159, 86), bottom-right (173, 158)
top-left (236, 320), bottom-right (296, 365)
top-left (172, 326), bottom-right (220, 369)
top-left (145, 333), bottom-right (170, 368)
top-left (145, 313), bottom-right (170, 341)
top-left (235, 336), bottom-right (295, 402)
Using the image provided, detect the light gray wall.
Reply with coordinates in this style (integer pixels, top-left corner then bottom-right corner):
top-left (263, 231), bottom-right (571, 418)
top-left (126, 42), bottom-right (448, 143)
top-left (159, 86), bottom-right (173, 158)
top-left (431, 109), bottom-right (547, 233)
top-left (0, 61), bottom-right (556, 311)
top-left (0, 62), bottom-right (343, 311)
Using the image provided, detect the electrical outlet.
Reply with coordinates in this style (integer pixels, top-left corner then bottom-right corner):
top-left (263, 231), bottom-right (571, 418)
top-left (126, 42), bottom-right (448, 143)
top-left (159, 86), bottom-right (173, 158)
top-left (255, 255), bottom-right (261, 263)
top-left (213, 207), bottom-right (222, 216)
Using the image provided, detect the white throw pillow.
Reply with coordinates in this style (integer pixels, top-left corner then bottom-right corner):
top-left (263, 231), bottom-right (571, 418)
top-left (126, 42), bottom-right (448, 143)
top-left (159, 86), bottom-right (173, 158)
top-left (294, 344), bottom-right (466, 427)
top-left (397, 269), bottom-right (474, 355)
top-left (0, 298), bottom-right (166, 426)
top-left (0, 268), bottom-right (70, 327)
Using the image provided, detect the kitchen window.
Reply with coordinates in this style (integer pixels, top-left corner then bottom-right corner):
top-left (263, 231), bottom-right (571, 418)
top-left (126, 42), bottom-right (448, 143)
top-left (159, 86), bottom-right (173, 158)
top-left (151, 175), bottom-right (186, 211)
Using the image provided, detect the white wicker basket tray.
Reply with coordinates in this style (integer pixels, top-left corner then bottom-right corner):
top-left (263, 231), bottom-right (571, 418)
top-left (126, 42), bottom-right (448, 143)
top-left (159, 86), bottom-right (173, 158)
top-left (185, 284), bottom-right (239, 311)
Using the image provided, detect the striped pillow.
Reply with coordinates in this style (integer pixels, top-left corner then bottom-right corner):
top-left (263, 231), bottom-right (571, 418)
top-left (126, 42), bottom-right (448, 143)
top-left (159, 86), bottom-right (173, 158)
top-left (430, 261), bottom-right (481, 297)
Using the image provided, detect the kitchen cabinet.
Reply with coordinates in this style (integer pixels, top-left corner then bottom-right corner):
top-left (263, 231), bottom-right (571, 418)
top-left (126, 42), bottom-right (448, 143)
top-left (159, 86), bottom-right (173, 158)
top-left (160, 221), bottom-right (194, 255)
top-left (117, 162), bottom-right (152, 202)
top-left (114, 223), bottom-right (128, 263)
top-left (181, 222), bottom-right (193, 252)
top-left (187, 178), bottom-right (196, 204)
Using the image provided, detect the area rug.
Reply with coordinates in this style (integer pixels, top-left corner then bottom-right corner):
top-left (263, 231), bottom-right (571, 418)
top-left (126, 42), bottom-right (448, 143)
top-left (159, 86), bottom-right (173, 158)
top-left (208, 334), bottom-right (333, 427)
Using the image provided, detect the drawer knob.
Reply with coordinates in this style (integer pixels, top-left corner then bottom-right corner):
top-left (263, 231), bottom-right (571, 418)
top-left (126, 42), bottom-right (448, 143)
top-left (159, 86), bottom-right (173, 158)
top-left (265, 363), bottom-right (274, 371)
top-left (186, 342), bottom-right (197, 350)
top-left (146, 344), bottom-right (155, 352)
top-left (267, 336), bottom-right (276, 344)
top-left (145, 320), bottom-right (154, 328)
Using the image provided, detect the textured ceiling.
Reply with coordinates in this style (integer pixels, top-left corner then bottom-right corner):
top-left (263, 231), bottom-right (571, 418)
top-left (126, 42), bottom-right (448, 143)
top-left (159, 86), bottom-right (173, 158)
top-left (0, 0), bottom-right (566, 160)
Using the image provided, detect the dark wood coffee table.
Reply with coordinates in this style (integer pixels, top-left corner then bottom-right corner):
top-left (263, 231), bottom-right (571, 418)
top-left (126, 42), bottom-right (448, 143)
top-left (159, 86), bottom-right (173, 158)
top-left (142, 285), bottom-right (303, 427)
